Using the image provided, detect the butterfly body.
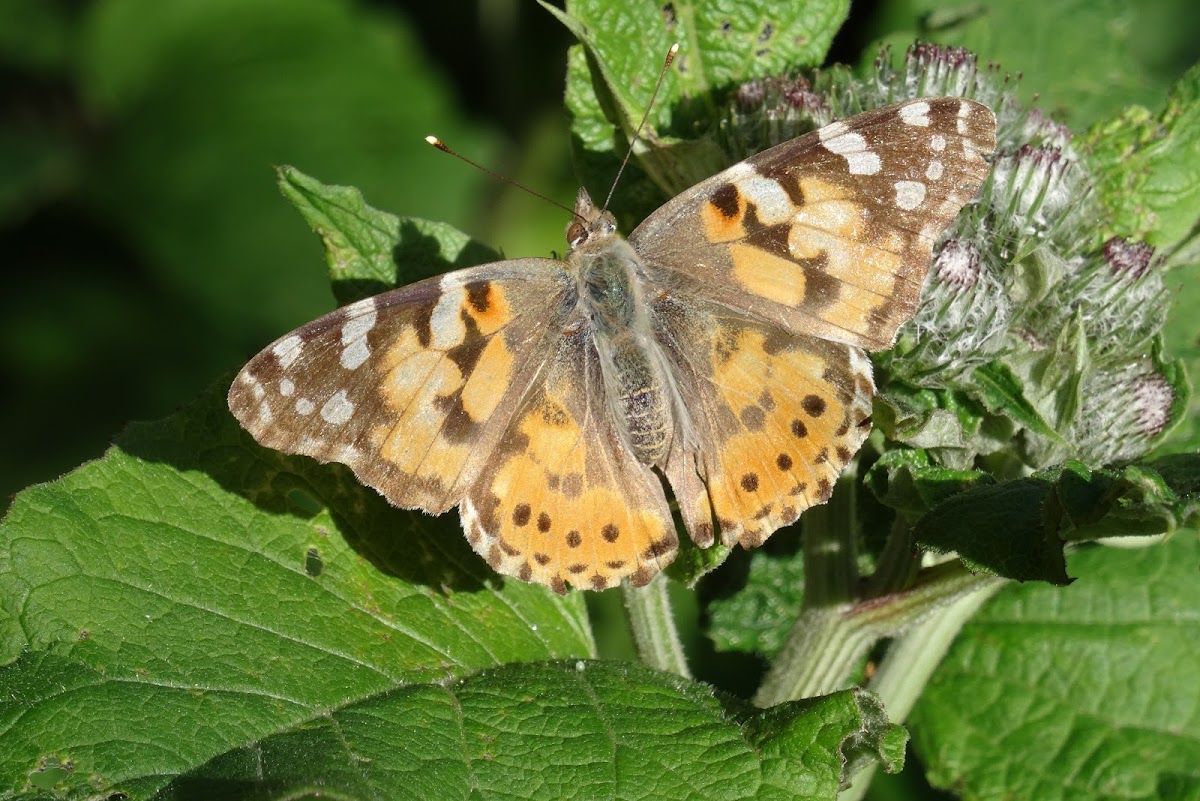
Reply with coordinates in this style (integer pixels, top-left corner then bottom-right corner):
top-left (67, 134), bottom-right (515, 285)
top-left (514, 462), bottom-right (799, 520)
top-left (231, 97), bottom-right (996, 592)
top-left (570, 190), bottom-right (680, 465)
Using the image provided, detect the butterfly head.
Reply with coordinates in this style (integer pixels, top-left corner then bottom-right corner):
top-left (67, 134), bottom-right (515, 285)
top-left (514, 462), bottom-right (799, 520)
top-left (566, 187), bottom-right (618, 250)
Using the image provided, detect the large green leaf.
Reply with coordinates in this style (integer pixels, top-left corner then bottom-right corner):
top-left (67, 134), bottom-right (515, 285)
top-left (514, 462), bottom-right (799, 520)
top-left (150, 666), bottom-right (903, 801)
top-left (0, 379), bottom-right (593, 799)
top-left (912, 532), bottom-right (1200, 801)
top-left (0, 404), bottom-right (902, 799)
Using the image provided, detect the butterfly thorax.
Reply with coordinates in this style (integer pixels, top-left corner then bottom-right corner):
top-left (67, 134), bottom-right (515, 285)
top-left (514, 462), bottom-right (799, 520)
top-left (566, 189), bottom-right (675, 465)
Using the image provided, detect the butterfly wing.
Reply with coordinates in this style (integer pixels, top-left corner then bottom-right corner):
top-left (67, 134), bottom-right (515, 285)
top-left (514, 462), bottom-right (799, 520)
top-left (637, 98), bottom-right (996, 549)
top-left (631, 97), bottom-right (996, 351)
top-left (461, 324), bottom-right (677, 593)
top-left (229, 260), bottom-right (573, 516)
top-left (655, 294), bottom-right (874, 548)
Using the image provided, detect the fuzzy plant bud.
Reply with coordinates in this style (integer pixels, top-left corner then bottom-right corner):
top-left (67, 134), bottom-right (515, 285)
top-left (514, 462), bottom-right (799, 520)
top-left (1075, 362), bottom-right (1178, 464)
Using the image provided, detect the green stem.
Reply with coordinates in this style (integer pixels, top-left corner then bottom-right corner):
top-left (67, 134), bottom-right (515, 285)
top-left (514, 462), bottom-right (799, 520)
top-left (839, 576), bottom-right (1006, 801)
top-left (866, 516), bottom-right (918, 597)
top-left (621, 573), bottom-right (691, 678)
top-left (754, 479), bottom-right (860, 706)
top-left (753, 603), bottom-right (872, 706)
top-left (869, 575), bottom-right (1005, 721)
top-left (754, 559), bottom-right (995, 707)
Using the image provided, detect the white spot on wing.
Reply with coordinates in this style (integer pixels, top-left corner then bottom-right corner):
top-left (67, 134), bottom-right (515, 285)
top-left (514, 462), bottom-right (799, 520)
top-left (926, 160), bottom-right (944, 181)
top-left (894, 180), bottom-right (926, 210)
top-left (956, 102), bottom-right (970, 136)
top-left (257, 402), bottom-right (273, 424)
top-left (273, 335), bottom-right (304, 369)
top-left (320, 390), bottom-right (355, 425)
top-left (341, 338), bottom-right (370, 370)
top-left (733, 173), bottom-right (793, 225)
top-left (723, 162), bottom-right (754, 181)
top-left (295, 398), bottom-right (316, 416)
top-left (339, 299), bottom-right (377, 370)
top-left (251, 382), bottom-right (266, 401)
top-left (819, 121), bottom-right (881, 175)
top-left (931, 134), bottom-right (947, 152)
top-left (430, 280), bottom-right (467, 350)
top-left (899, 101), bottom-right (931, 127)
top-left (344, 296), bottom-right (379, 322)
top-left (279, 378), bottom-right (295, 397)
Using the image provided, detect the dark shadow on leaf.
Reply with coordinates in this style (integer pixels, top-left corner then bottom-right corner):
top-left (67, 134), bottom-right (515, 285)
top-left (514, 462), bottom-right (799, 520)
top-left (331, 218), bottom-right (501, 305)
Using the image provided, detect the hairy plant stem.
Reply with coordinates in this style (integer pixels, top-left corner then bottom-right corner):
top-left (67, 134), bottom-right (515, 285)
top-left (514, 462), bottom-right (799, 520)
top-left (621, 573), bottom-right (691, 678)
top-left (754, 477), bottom-right (860, 706)
top-left (754, 476), bottom-right (1003, 710)
top-left (840, 576), bottom-right (1006, 801)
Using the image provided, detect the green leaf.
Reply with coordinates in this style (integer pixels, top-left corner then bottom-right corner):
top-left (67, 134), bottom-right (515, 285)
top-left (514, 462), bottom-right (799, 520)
top-left (740, 688), bottom-right (907, 799)
top-left (911, 459), bottom-right (1200, 583)
top-left (706, 529), bottom-right (805, 659)
top-left (3, 645), bottom-right (900, 800)
top-left (866, 448), bottom-right (993, 520)
top-left (278, 166), bottom-right (502, 304)
top-left (556, 0), bottom-right (848, 212)
top-left (688, 0), bottom-right (849, 85)
top-left (967, 360), bottom-right (1064, 443)
top-left (873, 382), bottom-right (1014, 470)
top-left (863, 0), bottom-right (1200, 131)
top-left (0, 381), bottom-right (592, 798)
top-left (912, 532), bottom-right (1200, 801)
top-left (1085, 62), bottom-right (1200, 253)
top-left (552, 0), bottom-right (846, 132)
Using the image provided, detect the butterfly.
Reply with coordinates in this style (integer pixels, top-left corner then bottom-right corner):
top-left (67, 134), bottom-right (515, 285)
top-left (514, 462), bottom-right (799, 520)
top-left (230, 97), bottom-right (996, 593)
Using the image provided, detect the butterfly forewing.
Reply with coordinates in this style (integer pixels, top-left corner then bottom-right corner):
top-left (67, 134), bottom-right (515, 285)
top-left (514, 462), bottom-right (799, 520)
top-left (632, 97), bottom-right (996, 351)
top-left (229, 260), bottom-right (572, 514)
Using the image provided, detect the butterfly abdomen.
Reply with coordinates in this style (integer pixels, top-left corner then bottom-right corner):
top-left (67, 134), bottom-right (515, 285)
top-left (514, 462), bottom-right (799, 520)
top-left (605, 334), bottom-right (672, 464)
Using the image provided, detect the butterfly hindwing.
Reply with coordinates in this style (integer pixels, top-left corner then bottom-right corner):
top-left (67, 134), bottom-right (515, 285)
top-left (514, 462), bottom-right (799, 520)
top-left (657, 294), bottom-right (874, 549)
top-left (229, 260), bottom-right (572, 514)
top-left (632, 97), bottom-right (996, 350)
top-left (462, 325), bottom-right (678, 592)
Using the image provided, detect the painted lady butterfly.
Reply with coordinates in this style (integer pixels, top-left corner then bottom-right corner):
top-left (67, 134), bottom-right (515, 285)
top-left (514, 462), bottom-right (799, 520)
top-left (230, 96), bottom-right (996, 593)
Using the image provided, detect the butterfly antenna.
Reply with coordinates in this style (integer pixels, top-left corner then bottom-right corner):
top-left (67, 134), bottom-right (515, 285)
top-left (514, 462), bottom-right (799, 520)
top-left (425, 135), bottom-right (581, 219)
top-left (601, 42), bottom-right (680, 212)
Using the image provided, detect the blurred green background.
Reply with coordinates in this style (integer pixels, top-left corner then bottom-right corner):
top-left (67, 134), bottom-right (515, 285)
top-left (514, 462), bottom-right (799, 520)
top-left (1, 0), bottom-right (1195, 509)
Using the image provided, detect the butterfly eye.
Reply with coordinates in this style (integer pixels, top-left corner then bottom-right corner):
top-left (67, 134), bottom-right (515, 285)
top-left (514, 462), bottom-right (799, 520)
top-left (566, 221), bottom-right (588, 246)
